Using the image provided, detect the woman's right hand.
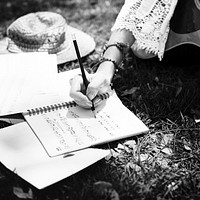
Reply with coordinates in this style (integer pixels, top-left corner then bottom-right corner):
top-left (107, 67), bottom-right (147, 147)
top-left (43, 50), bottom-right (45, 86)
top-left (69, 68), bottom-right (113, 109)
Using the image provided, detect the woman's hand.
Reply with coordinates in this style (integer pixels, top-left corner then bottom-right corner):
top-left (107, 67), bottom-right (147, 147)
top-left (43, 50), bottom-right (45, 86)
top-left (70, 29), bottom-right (135, 108)
top-left (69, 70), bottom-right (112, 109)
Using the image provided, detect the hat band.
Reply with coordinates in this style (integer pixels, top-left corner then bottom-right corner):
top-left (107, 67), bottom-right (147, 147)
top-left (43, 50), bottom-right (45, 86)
top-left (7, 23), bottom-right (67, 54)
top-left (7, 33), bottom-right (67, 54)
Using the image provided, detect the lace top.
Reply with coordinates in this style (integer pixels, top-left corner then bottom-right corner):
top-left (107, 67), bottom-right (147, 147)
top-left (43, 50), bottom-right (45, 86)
top-left (111, 0), bottom-right (178, 60)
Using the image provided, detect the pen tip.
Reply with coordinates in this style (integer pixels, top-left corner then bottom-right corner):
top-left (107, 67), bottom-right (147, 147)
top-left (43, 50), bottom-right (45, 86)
top-left (91, 101), bottom-right (96, 118)
top-left (92, 110), bottom-right (96, 118)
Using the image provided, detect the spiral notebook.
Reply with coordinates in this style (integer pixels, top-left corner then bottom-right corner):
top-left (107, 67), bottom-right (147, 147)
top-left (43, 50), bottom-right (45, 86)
top-left (0, 52), bottom-right (58, 116)
top-left (23, 92), bottom-right (149, 157)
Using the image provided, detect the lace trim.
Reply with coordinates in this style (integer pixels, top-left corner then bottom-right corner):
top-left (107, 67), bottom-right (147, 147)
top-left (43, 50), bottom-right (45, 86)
top-left (111, 0), bottom-right (178, 60)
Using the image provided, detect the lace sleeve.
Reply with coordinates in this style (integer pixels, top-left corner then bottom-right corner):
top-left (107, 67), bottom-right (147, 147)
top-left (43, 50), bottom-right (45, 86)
top-left (111, 0), bottom-right (178, 60)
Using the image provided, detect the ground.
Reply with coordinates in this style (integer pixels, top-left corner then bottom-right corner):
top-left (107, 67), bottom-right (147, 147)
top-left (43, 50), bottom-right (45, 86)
top-left (0, 0), bottom-right (200, 200)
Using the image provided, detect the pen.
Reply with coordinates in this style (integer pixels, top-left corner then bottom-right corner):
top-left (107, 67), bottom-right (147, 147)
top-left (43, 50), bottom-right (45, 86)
top-left (71, 34), bottom-right (96, 118)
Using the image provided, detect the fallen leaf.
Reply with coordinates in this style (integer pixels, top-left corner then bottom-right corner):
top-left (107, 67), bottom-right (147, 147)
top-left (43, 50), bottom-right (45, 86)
top-left (123, 140), bottom-right (137, 149)
top-left (125, 162), bottom-right (141, 172)
top-left (184, 144), bottom-right (192, 151)
top-left (117, 143), bottom-right (124, 150)
top-left (161, 147), bottom-right (173, 155)
top-left (105, 149), bottom-right (120, 159)
top-left (139, 154), bottom-right (149, 162)
top-left (121, 87), bottom-right (140, 96)
top-left (160, 134), bottom-right (174, 146)
top-left (182, 139), bottom-right (192, 151)
top-left (13, 187), bottom-right (33, 199)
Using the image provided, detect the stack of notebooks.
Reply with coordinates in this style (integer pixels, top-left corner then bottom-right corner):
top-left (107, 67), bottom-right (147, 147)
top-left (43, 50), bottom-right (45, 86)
top-left (0, 52), bottom-right (149, 189)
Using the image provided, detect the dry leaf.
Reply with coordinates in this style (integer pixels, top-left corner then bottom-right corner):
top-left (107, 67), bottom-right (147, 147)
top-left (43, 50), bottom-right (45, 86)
top-left (121, 87), bottom-right (140, 96)
top-left (184, 144), bottom-right (192, 151)
top-left (123, 140), bottom-right (137, 149)
top-left (161, 134), bottom-right (174, 146)
top-left (117, 143), bottom-right (124, 150)
top-left (139, 154), bottom-right (149, 162)
top-left (105, 149), bottom-right (120, 160)
top-left (182, 139), bottom-right (192, 151)
top-left (125, 162), bottom-right (141, 172)
top-left (161, 147), bottom-right (173, 155)
top-left (13, 187), bottom-right (33, 199)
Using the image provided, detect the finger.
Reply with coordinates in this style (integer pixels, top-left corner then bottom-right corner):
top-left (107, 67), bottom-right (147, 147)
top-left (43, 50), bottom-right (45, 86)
top-left (69, 75), bottom-right (83, 92)
top-left (87, 75), bottom-right (111, 100)
top-left (69, 75), bottom-right (92, 108)
top-left (86, 87), bottom-right (99, 101)
top-left (74, 99), bottom-right (92, 109)
top-left (69, 75), bottom-right (85, 100)
top-left (86, 79), bottom-right (105, 100)
top-left (70, 90), bottom-right (92, 108)
top-left (92, 98), bottom-right (103, 107)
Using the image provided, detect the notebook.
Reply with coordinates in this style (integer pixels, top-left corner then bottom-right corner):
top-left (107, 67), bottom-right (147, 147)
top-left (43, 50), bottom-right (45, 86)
top-left (0, 122), bottom-right (109, 189)
top-left (0, 52), bottom-right (58, 116)
top-left (23, 91), bottom-right (149, 157)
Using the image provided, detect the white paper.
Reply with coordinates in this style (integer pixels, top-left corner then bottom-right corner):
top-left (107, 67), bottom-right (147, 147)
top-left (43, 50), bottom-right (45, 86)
top-left (24, 93), bottom-right (149, 157)
top-left (0, 52), bottom-right (59, 116)
top-left (0, 68), bottom-right (80, 125)
top-left (27, 67), bottom-right (80, 107)
top-left (0, 122), bottom-right (109, 189)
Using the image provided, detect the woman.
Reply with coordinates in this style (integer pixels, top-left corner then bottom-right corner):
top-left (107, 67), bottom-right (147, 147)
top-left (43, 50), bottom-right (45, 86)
top-left (69, 0), bottom-right (200, 108)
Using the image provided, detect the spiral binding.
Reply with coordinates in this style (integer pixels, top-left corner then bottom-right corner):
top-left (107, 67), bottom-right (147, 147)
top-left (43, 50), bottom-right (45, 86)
top-left (98, 92), bottom-right (110, 100)
top-left (24, 92), bottom-right (111, 116)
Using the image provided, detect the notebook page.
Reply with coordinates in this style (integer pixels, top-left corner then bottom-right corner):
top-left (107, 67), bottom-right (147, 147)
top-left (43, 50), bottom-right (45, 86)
top-left (0, 52), bottom-right (58, 115)
top-left (0, 122), bottom-right (109, 189)
top-left (26, 68), bottom-right (80, 110)
top-left (24, 93), bottom-right (149, 157)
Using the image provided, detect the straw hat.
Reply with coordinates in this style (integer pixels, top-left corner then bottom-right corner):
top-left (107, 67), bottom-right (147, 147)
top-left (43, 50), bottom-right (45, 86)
top-left (0, 12), bottom-right (96, 64)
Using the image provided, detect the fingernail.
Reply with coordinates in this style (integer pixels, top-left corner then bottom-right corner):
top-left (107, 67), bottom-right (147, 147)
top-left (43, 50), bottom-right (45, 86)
top-left (93, 98), bottom-right (101, 105)
top-left (86, 101), bottom-right (92, 107)
top-left (87, 93), bottom-right (95, 101)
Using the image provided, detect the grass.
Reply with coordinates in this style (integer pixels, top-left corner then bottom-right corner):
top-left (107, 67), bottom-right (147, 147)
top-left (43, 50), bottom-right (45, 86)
top-left (0, 0), bottom-right (200, 199)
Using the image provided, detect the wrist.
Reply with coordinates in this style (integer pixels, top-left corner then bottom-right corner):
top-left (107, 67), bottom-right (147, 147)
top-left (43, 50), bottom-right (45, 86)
top-left (96, 60), bottom-right (115, 83)
top-left (103, 42), bottom-right (130, 59)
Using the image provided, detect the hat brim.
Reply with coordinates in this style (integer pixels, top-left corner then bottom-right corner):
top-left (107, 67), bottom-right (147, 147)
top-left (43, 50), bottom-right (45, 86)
top-left (0, 25), bottom-right (96, 64)
top-left (57, 26), bottom-right (96, 64)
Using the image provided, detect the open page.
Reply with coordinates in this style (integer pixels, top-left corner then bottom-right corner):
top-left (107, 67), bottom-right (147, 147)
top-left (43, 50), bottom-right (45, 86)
top-left (0, 122), bottom-right (109, 189)
top-left (24, 93), bottom-right (149, 157)
top-left (0, 68), bottom-right (80, 125)
top-left (0, 52), bottom-right (58, 116)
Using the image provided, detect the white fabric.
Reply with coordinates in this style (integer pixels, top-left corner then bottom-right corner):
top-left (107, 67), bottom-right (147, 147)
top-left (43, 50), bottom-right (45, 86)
top-left (111, 0), bottom-right (178, 60)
